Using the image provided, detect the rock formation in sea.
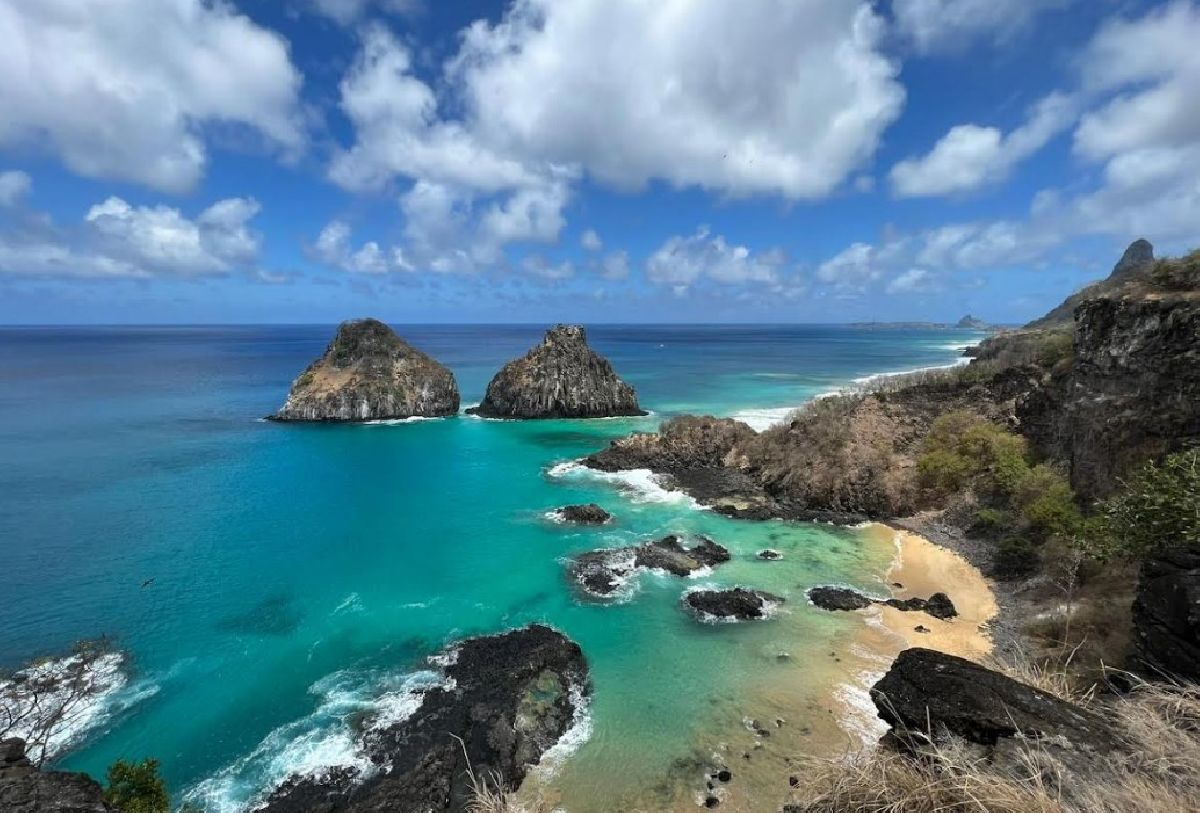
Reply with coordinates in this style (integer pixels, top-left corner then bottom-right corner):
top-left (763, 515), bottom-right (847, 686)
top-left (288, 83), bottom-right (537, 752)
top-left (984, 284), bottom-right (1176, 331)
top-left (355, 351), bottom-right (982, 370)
top-left (807, 586), bottom-right (957, 619)
top-left (0, 739), bottom-right (114, 813)
top-left (683, 588), bottom-right (783, 621)
top-left (954, 314), bottom-right (989, 329)
top-left (569, 535), bottom-right (730, 597)
top-left (260, 624), bottom-right (587, 813)
top-left (467, 325), bottom-right (645, 419)
top-left (554, 503), bottom-right (612, 524)
top-left (1132, 549), bottom-right (1200, 682)
top-left (272, 318), bottom-right (459, 422)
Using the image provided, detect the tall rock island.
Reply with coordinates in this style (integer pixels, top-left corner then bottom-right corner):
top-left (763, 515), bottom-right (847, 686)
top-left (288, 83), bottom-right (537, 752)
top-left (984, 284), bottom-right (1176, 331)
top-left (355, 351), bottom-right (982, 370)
top-left (467, 324), bottom-right (646, 419)
top-left (272, 318), bottom-right (459, 422)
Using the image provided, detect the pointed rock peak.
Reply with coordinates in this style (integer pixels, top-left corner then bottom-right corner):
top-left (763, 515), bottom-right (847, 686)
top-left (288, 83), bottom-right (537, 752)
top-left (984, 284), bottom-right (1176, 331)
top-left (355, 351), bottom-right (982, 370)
top-left (327, 318), bottom-right (418, 366)
top-left (1110, 238), bottom-right (1154, 279)
top-left (544, 324), bottom-right (587, 345)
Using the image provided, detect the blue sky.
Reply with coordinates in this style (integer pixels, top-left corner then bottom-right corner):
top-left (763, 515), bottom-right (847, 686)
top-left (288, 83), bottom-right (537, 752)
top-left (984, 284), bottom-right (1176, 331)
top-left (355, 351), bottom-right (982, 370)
top-left (1, 0), bottom-right (1196, 324)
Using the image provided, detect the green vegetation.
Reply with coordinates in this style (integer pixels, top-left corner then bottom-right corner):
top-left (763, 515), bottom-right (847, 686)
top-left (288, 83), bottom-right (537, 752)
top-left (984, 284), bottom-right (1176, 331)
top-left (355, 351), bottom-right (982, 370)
top-left (103, 759), bottom-right (170, 813)
top-left (1150, 249), bottom-right (1200, 292)
top-left (1097, 449), bottom-right (1200, 561)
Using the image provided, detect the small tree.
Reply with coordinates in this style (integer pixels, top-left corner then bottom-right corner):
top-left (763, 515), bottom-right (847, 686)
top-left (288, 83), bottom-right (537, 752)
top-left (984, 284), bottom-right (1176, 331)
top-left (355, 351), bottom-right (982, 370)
top-left (103, 758), bottom-right (170, 813)
top-left (1100, 449), bottom-right (1200, 560)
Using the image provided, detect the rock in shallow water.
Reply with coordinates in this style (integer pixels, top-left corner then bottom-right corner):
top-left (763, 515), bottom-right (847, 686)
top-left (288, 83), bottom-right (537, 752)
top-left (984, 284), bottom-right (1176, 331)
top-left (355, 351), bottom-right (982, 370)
top-left (806, 586), bottom-right (958, 620)
top-left (272, 318), bottom-right (459, 422)
top-left (260, 624), bottom-right (588, 813)
top-left (684, 588), bottom-right (783, 621)
top-left (467, 325), bottom-right (645, 419)
top-left (569, 535), bottom-right (731, 598)
top-left (554, 503), bottom-right (612, 524)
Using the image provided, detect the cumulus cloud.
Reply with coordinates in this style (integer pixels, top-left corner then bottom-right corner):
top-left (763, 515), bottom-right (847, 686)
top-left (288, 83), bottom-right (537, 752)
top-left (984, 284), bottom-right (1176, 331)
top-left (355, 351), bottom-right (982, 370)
top-left (891, 93), bottom-right (1076, 197)
top-left (581, 229), bottom-right (603, 251)
top-left (0, 0), bottom-right (305, 193)
top-left (310, 220), bottom-right (413, 274)
top-left (306, 0), bottom-right (421, 25)
top-left (521, 254), bottom-right (574, 280)
top-left (599, 251), bottom-right (629, 280)
top-left (0, 171), bottom-right (31, 206)
top-left (886, 268), bottom-right (932, 294)
top-left (0, 193), bottom-right (265, 279)
top-left (893, 0), bottom-right (1072, 55)
top-left (647, 228), bottom-right (783, 289)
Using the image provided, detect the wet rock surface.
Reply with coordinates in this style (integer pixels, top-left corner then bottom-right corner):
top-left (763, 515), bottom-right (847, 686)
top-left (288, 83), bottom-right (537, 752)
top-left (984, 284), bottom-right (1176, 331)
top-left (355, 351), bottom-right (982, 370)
top-left (467, 325), bottom-right (645, 419)
top-left (569, 535), bottom-right (730, 597)
top-left (261, 625), bottom-right (588, 813)
top-left (684, 588), bottom-right (783, 621)
top-left (273, 318), bottom-right (459, 422)
top-left (0, 738), bottom-right (113, 813)
top-left (807, 586), bottom-right (957, 620)
top-left (554, 503), bottom-right (612, 524)
top-left (1132, 549), bottom-right (1200, 682)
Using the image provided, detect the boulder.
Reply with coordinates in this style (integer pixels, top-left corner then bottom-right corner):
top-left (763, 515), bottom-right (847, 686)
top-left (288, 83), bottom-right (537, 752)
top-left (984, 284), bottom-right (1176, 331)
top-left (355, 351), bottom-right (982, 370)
top-left (273, 318), bottom-right (459, 422)
top-left (467, 325), bottom-right (645, 419)
top-left (554, 504), bottom-right (612, 524)
top-left (569, 535), bottom-right (731, 597)
top-left (807, 587), bottom-right (957, 620)
top-left (756, 549), bottom-right (783, 561)
top-left (807, 586), bottom-right (875, 612)
top-left (261, 625), bottom-right (588, 813)
top-left (0, 738), bottom-right (114, 813)
top-left (684, 588), bottom-right (783, 621)
top-left (1132, 549), bottom-right (1200, 682)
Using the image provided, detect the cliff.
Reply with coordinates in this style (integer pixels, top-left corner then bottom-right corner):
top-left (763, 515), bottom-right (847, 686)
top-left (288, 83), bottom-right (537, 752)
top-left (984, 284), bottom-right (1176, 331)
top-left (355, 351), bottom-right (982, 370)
top-left (273, 319), bottom-right (459, 422)
top-left (467, 325), bottom-right (645, 419)
top-left (0, 739), bottom-right (113, 813)
top-left (1025, 238), bottom-right (1155, 329)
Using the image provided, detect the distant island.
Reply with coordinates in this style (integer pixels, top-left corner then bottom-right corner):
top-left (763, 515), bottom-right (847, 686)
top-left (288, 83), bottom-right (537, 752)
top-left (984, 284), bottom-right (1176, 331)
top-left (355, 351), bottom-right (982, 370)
top-left (848, 314), bottom-right (997, 330)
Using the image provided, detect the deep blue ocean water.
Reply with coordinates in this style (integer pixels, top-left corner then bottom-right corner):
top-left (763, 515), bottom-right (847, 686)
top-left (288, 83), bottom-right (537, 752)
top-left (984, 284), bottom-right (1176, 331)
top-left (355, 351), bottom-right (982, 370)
top-left (0, 324), bottom-right (981, 811)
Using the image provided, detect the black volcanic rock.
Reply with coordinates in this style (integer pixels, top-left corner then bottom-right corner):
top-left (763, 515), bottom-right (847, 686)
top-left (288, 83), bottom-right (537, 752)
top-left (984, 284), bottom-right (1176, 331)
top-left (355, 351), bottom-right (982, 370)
top-left (1132, 549), bottom-right (1200, 682)
top-left (807, 586), bottom-right (957, 619)
top-left (555, 503), bottom-right (612, 524)
top-left (261, 625), bottom-right (587, 813)
top-left (467, 325), bottom-right (645, 419)
top-left (569, 535), bottom-right (731, 597)
top-left (273, 318), bottom-right (459, 421)
top-left (1026, 239), bottom-right (1155, 329)
top-left (0, 738), bottom-right (114, 813)
top-left (684, 588), bottom-right (783, 621)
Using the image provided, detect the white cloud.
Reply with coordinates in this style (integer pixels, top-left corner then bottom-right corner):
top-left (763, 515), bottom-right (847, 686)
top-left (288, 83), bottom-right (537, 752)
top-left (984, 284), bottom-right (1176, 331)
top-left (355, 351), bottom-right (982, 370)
top-left (0, 194), bottom-right (265, 279)
top-left (0, 170), bottom-right (31, 206)
top-left (521, 254), bottom-right (574, 280)
top-left (647, 228), bottom-right (782, 288)
top-left (306, 0), bottom-right (421, 26)
top-left (890, 93), bottom-right (1076, 197)
top-left (599, 250), bottom-right (629, 280)
top-left (581, 229), bottom-right (603, 251)
top-left (816, 242), bottom-right (890, 291)
top-left (893, 0), bottom-right (1072, 55)
top-left (311, 220), bottom-right (413, 274)
top-left (886, 268), bottom-right (932, 294)
top-left (0, 0), bottom-right (305, 193)
top-left (451, 0), bottom-right (903, 199)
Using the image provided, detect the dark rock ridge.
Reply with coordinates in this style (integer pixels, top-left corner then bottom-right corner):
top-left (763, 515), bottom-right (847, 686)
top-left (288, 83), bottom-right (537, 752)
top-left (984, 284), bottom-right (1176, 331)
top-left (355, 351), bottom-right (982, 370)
top-left (1132, 549), bottom-right (1200, 682)
top-left (569, 535), bottom-right (730, 597)
top-left (1026, 238), bottom-right (1156, 329)
top-left (467, 325), bottom-right (645, 419)
top-left (756, 549), bottom-right (783, 561)
top-left (261, 625), bottom-right (587, 813)
top-left (807, 586), bottom-right (957, 620)
top-left (273, 318), bottom-right (459, 421)
top-left (0, 738), bottom-right (113, 813)
top-left (955, 314), bottom-right (989, 329)
top-left (554, 503), bottom-right (611, 524)
top-left (684, 588), bottom-right (783, 621)
top-left (1019, 296), bottom-right (1200, 499)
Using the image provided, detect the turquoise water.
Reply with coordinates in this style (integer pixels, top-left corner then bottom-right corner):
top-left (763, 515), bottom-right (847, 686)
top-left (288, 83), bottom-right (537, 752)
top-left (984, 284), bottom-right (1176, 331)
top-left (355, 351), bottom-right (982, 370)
top-left (0, 325), bottom-right (980, 811)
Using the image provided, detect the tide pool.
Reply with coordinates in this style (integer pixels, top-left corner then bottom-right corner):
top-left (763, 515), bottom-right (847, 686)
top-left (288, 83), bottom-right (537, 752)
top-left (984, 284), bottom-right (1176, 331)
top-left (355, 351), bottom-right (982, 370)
top-left (0, 324), bottom-right (981, 811)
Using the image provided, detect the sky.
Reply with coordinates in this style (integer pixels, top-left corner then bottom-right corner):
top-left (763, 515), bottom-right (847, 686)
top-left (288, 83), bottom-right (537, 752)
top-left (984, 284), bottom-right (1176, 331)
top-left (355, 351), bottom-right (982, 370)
top-left (1, 0), bottom-right (1198, 325)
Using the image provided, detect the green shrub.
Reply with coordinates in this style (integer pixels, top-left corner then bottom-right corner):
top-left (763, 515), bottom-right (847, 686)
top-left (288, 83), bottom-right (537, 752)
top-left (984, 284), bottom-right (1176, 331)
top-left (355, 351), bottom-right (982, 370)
top-left (1151, 251), bottom-right (1200, 291)
top-left (995, 536), bottom-right (1040, 580)
top-left (1013, 464), bottom-right (1082, 539)
top-left (918, 411), bottom-right (1032, 499)
top-left (103, 759), bottom-right (169, 813)
top-left (971, 508), bottom-right (1011, 538)
top-left (1100, 449), bottom-right (1200, 560)
top-left (917, 449), bottom-right (974, 495)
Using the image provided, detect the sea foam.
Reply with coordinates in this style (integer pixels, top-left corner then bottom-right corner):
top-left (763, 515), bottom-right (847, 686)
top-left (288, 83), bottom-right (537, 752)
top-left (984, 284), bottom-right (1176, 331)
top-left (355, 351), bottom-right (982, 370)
top-left (546, 461), bottom-right (704, 508)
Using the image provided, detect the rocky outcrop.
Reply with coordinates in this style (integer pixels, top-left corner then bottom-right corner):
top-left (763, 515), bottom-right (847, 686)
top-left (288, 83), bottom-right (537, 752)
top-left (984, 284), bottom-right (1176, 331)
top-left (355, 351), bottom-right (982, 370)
top-left (684, 588), bottom-right (783, 621)
top-left (0, 738), bottom-right (113, 813)
top-left (807, 587), bottom-right (957, 619)
top-left (273, 318), bottom-right (459, 422)
top-left (467, 325), bottom-right (645, 419)
top-left (1132, 550), bottom-right (1200, 682)
top-left (569, 535), bottom-right (730, 597)
top-left (553, 504), bottom-right (612, 524)
top-left (261, 625), bottom-right (587, 813)
top-left (1026, 238), bottom-right (1156, 329)
top-left (955, 315), bottom-right (988, 329)
top-left (1019, 296), bottom-right (1200, 499)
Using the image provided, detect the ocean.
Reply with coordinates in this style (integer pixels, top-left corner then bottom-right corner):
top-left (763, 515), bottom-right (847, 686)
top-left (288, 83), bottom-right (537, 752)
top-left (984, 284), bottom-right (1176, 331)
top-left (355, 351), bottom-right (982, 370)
top-left (0, 324), bottom-right (982, 811)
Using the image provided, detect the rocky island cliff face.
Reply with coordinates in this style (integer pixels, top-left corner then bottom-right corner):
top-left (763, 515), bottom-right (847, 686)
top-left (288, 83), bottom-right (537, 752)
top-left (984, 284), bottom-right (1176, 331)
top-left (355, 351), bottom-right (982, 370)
top-left (273, 318), bottom-right (459, 422)
top-left (467, 324), bottom-right (645, 419)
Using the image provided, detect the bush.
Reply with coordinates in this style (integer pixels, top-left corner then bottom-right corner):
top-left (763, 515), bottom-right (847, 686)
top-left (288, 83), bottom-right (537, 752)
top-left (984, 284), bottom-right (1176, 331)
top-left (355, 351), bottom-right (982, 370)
top-left (917, 411), bottom-right (1032, 500)
top-left (971, 507), bottom-right (1011, 538)
top-left (916, 449), bottom-right (974, 495)
top-left (1151, 250), bottom-right (1200, 291)
top-left (1013, 464), bottom-right (1082, 539)
top-left (103, 759), bottom-right (169, 813)
top-left (995, 535), bottom-right (1040, 580)
top-left (1100, 449), bottom-right (1200, 560)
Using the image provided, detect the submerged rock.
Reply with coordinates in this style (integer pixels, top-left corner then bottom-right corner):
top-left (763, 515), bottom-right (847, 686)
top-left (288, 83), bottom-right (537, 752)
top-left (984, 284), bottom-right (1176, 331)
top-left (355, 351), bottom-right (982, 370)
top-left (261, 624), bottom-right (588, 813)
top-left (806, 586), bottom-right (958, 620)
top-left (756, 549), bottom-right (783, 561)
top-left (684, 588), bottom-right (783, 621)
top-left (554, 503), bottom-right (612, 525)
top-left (272, 318), bottom-right (459, 422)
top-left (0, 738), bottom-right (114, 813)
top-left (467, 325), bottom-right (645, 419)
top-left (569, 535), bottom-right (731, 597)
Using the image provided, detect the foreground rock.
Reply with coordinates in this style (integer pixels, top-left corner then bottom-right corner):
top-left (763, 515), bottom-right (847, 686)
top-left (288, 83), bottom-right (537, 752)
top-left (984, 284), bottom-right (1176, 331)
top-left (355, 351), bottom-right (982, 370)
top-left (261, 625), bottom-right (587, 813)
top-left (467, 325), bottom-right (645, 419)
top-left (807, 586), bottom-right (957, 619)
top-left (554, 503), bottom-right (612, 524)
top-left (1132, 550), bottom-right (1200, 682)
top-left (570, 535), bottom-right (730, 597)
top-left (0, 738), bottom-right (113, 813)
top-left (684, 588), bottom-right (783, 621)
top-left (273, 318), bottom-right (459, 422)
